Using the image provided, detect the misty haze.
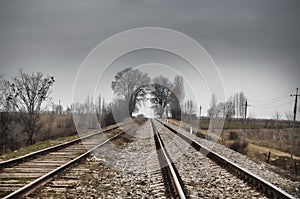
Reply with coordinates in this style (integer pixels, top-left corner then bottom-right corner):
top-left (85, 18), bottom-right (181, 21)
top-left (0, 1), bottom-right (299, 198)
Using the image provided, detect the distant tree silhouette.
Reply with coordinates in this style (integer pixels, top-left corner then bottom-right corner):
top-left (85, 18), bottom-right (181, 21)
top-left (111, 68), bottom-right (150, 117)
top-left (170, 75), bottom-right (185, 120)
top-left (150, 76), bottom-right (173, 118)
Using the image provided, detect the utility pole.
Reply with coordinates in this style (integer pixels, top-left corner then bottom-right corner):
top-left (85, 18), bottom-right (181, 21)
top-left (199, 106), bottom-right (202, 118)
top-left (243, 100), bottom-right (250, 143)
top-left (222, 105), bottom-right (226, 142)
top-left (58, 100), bottom-right (61, 115)
top-left (198, 106), bottom-right (202, 130)
top-left (290, 88), bottom-right (299, 159)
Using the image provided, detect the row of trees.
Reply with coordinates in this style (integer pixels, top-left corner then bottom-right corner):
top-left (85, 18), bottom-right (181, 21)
top-left (207, 92), bottom-right (247, 119)
top-left (0, 67), bottom-right (188, 153)
top-left (72, 95), bottom-right (115, 130)
top-left (207, 92), bottom-right (299, 123)
top-left (111, 68), bottom-right (186, 119)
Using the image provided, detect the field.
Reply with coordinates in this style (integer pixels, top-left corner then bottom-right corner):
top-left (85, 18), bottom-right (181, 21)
top-left (168, 118), bottom-right (300, 181)
top-left (0, 114), bottom-right (77, 155)
top-left (1, 115), bottom-right (299, 181)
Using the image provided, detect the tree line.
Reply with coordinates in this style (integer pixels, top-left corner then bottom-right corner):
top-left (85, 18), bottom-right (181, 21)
top-left (111, 68), bottom-right (189, 120)
top-left (0, 70), bottom-right (117, 154)
top-left (1, 68), bottom-right (297, 154)
top-left (207, 92), bottom-right (247, 119)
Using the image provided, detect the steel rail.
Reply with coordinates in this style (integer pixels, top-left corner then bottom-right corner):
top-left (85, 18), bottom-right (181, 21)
top-left (151, 119), bottom-right (186, 199)
top-left (2, 130), bottom-right (126, 199)
top-left (0, 124), bottom-right (122, 169)
top-left (157, 119), bottom-right (295, 199)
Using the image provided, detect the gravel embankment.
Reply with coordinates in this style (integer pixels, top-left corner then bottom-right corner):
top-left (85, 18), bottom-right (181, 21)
top-left (28, 120), bottom-right (166, 198)
top-left (154, 120), bottom-right (268, 199)
top-left (161, 120), bottom-right (300, 198)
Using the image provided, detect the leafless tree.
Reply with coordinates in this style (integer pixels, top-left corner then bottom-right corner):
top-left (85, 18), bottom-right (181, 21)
top-left (207, 94), bottom-right (219, 118)
top-left (95, 95), bottom-right (102, 122)
top-left (183, 99), bottom-right (197, 123)
top-left (285, 111), bottom-right (293, 125)
top-left (272, 111), bottom-right (283, 148)
top-left (111, 68), bottom-right (151, 117)
top-left (273, 111), bottom-right (281, 126)
top-left (6, 69), bottom-right (55, 145)
top-left (170, 75), bottom-right (185, 119)
top-left (184, 99), bottom-right (197, 115)
top-left (0, 75), bottom-right (26, 153)
top-left (54, 103), bottom-right (63, 115)
top-left (172, 75), bottom-right (185, 102)
top-left (238, 92), bottom-right (247, 118)
top-left (225, 97), bottom-right (235, 118)
top-left (150, 76), bottom-right (173, 118)
top-left (0, 75), bottom-right (8, 152)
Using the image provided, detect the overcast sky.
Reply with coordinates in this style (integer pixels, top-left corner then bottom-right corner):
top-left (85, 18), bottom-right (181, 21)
top-left (0, 0), bottom-right (299, 119)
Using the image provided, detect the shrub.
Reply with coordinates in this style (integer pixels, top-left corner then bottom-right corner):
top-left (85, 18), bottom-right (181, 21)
top-left (228, 131), bottom-right (239, 140)
top-left (229, 141), bottom-right (248, 155)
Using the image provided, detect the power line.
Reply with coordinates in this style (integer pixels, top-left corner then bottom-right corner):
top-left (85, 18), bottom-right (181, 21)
top-left (250, 88), bottom-right (295, 103)
top-left (251, 100), bottom-right (293, 109)
top-left (251, 96), bottom-right (290, 106)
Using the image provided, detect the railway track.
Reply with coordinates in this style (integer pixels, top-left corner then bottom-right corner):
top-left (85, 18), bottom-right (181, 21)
top-left (151, 119), bottom-right (186, 199)
top-left (27, 119), bottom-right (184, 198)
top-left (27, 119), bottom-right (169, 198)
top-left (154, 119), bottom-right (295, 199)
top-left (1, 118), bottom-right (296, 198)
top-left (0, 123), bottom-right (129, 199)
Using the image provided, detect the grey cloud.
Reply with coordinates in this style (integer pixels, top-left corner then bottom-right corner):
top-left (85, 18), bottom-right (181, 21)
top-left (0, 0), bottom-right (299, 118)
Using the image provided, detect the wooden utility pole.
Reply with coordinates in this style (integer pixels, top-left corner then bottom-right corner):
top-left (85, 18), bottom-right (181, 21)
top-left (243, 100), bottom-right (250, 143)
top-left (222, 106), bottom-right (225, 142)
top-left (199, 106), bottom-right (202, 118)
top-left (198, 106), bottom-right (202, 130)
top-left (290, 88), bottom-right (299, 159)
top-left (58, 100), bottom-right (61, 115)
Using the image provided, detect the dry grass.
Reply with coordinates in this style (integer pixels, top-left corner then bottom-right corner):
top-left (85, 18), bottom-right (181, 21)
top-left (0, 134), bottom-right (79, 161)
top-left (0, 117), bottom-right (147, 162)
top-left (168, 118), bottom-right (300, 181)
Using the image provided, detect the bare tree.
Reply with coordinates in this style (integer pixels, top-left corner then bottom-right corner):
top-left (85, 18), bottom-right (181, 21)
top-left (170, 75), bottom-right (185, 119)
top-left (0, 79), bottom-right (27, 152)
top-left (238, 92), bottom-right (247, 118)
top-left (184, 99), bottom-right (197, 115)
top-left (285, 111), bottom-right (293, 125)
top-left (0, 74), bottom-right (6, 109)
top-left (95, 95), bottom-right (102, 122)
top-left (54, 103), bottom-right (63, 115)
top-left (111, 68), bottom-right (151, 117)
top-left (172, 75), bottom-right (185, 102)
top-left (228, 92), bottom-right (247, 118)
top-left (272, 111), bottom-right (283, 149)
top-left (0, 75), bottom-right (10, 153)
top-left (150, 76), bottom-right (173, 118)
top-left (234, 92), bottom-right (239, 118)
top-left (6, 70), bottom-right (55, 145)
top-left (273, 111), bottom-right (281, 126)
top-left (183, 99), bottom-right (197, 123)
top-left (225, 97), bottom-right (235, 118)
top-left (207, 94), bottom-right (218, 118)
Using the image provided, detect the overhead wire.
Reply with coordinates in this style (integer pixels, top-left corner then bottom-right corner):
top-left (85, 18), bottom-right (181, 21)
top-left (249, 88), bottom-right (295, 104)
top-left (251, 100), bottom-right (294, 110)
top-left (251, 96), bottom-right (291, 107)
